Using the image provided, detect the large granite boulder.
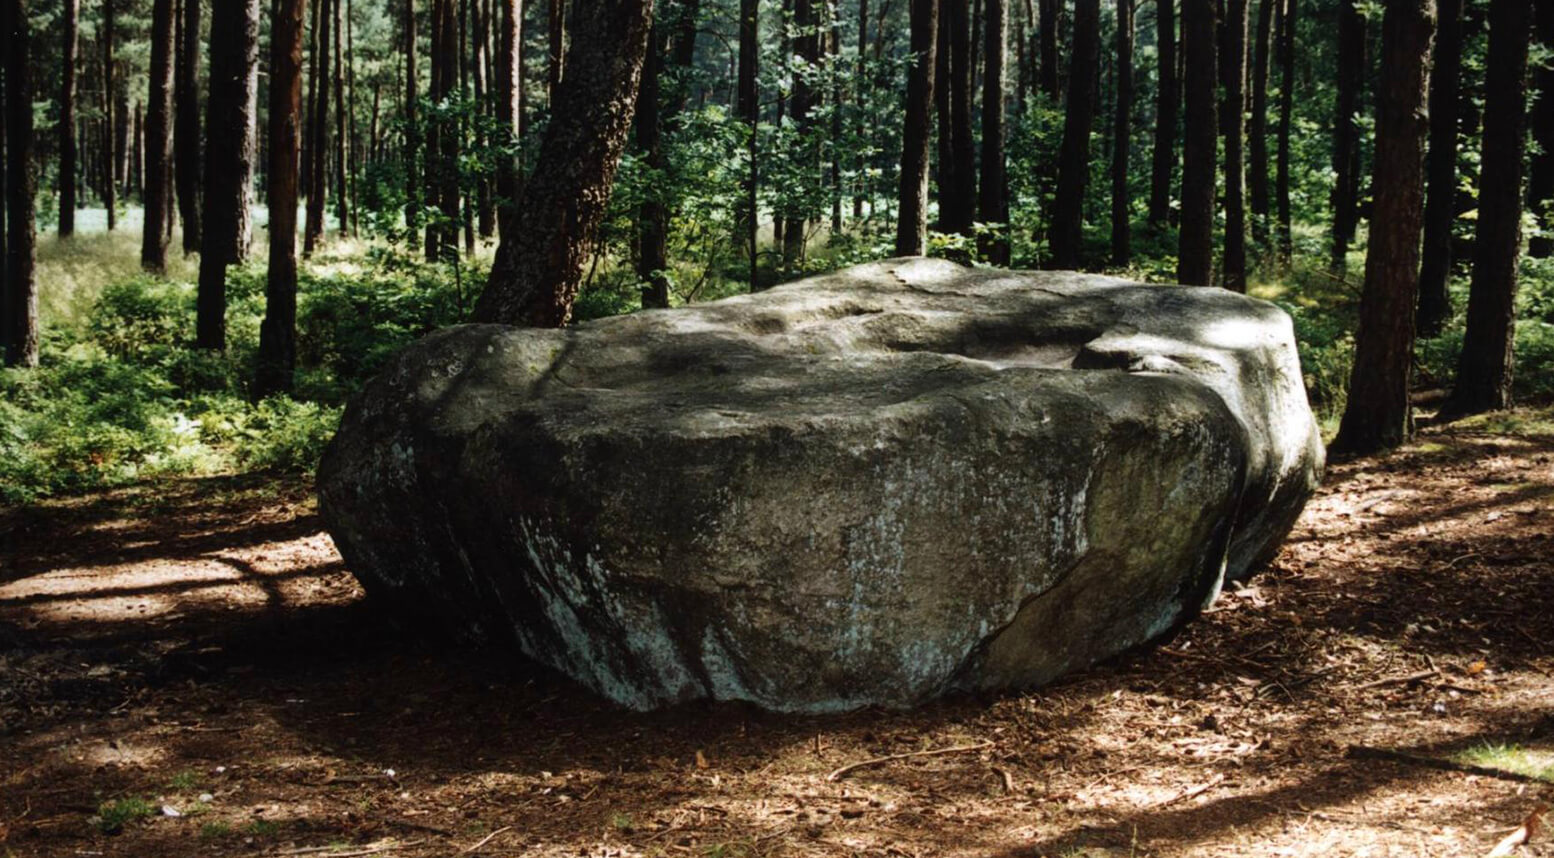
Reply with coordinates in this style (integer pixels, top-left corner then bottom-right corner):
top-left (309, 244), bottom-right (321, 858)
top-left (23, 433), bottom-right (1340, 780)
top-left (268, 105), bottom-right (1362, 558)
top-left (318, 259), bottom-right (1323, 712)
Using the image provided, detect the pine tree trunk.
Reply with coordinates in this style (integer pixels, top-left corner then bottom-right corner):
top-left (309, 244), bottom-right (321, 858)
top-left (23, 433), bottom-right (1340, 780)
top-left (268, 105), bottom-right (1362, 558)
top-left (256, 0), bottom-right (306, 398)
top-left (1220, 0), bottom-right (1246, 291)
top-left (405, 0), bottom-right (420, 250)
top-left (473, 0), bottom-right (653, 327)
top-left (174, 0), bottom-right (201, 252)
top-left (853, 0), bottom-right (868, 219)
top-left (1526, 0), bottom-right (1552, 258)
top-left (948, 0), bottom-right (976, 236)
top-left (1330, 0), bottom-right (1364, 270)
top-left (347, 0), bottom-right (360, 236)
top-left (1274, 0), bottom-right (1293, 259)
top-left (1147, 0), bottom-right (1175, 226)
top-left (3, 0), bottom-right (39, 367)
top-left (636, 25), bottom-right (669, 307)
top-left (1445, 0), bottom-right (1532, 415)
top-left (196, 0), bottom-right (260, 350)
top-left (495, 0), bottom-right (519, 240)
top-left (1048, 0), bottom-right (1098, 269)
top-left (782, 0), bottom-right (816, 269)
top-left (1332, 0), bottom-right (1434, 455)
top-left (333, 0), bottom-right (349, 237)
top-left (1247, 0), bottom-right (1271, 244)
top-left (738, 0), bottom-right (759, 283)
top-left (59, 0), bottom-right (80, 238)
top-left (141, 0), bottom-right (175, 272)
top-left (1414, 0), bottom-right (1462, 332)
top-left (103, 0), bottom-right (117, 231)
top-left (548, 0), bottom-right (565, 99)
top-left (305, 0), bottom-right (332, 256)
top-left (433, 0), bottom-right (459, 260)
top-left (130, 102), bottom-right (143, 202)
top-left (1109, 0), bottom-right (1132, 265)
top-left (473, 0), bottom-right (494, 240)
top-left (979, 0), bottom-right (1008, 263)
top-left (1177, 0), bottom-right (1217, 286)
top-left (896, 0), bottom-right (938, 255)
top-left (1037, 0), bottom-right (1057, 98)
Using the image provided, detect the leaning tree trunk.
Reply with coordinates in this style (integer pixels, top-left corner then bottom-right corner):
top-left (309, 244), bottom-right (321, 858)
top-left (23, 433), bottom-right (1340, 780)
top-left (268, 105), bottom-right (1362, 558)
top-left (195, 0), bottom-right (260, 350)
top-left (4, 0), bottom-right (39, 368)
top-left (60, 0), bottom-right (81, 239)
top-left (256, 0), bottom-right (306, 398)
top-left (1330, 0), bottom-right (1364, 270)
top-left (1177, 0), bottom-right (1217, 286)
top-left (1110, 0), bottom-right (1133, 266)
top-left (896, 0), bottom-right (938, 255)
top-left (472, 0), bottom-right (654, 327)
top-left (1444, 0), bottom-right (1532, 416)
top-left (1414, 0), bottom-right (1462, 334)
top-left (979, 0), bottom-right (1009, 264)
top-left (174, 0), bottom-right (201, 253)
top-left (1247, 0), bottom-right (1272, 245)
top-left (141, 0), bottom-right (175, 272)
top-left (1048, 0), bottom-right (1099, 269)
top-left (1332, 0), bottom-right (1434, 455)
top-left (1274, 0), bottom-right (1293, 259)
top-left (1147, 0), bottom-right (1175, 226)
top-left (1526, 0), bottom-right (1553, 258)
top-left (1220, 0), bottom-right (1247, 291)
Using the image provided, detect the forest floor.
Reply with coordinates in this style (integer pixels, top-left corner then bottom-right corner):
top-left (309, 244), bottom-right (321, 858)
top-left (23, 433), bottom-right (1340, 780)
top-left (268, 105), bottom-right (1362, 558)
top-left (2, 409), bottom-right (1552, 858)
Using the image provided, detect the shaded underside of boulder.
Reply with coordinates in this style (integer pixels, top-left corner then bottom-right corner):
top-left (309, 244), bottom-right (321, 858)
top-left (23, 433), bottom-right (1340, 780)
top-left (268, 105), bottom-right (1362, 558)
top-left (318, 259), bottom-right (1323, 712)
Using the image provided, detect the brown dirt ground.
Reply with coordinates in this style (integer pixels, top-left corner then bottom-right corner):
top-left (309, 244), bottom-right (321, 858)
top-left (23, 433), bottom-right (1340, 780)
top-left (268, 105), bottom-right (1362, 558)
top-left (2, 413), bottom-right (1552, 858)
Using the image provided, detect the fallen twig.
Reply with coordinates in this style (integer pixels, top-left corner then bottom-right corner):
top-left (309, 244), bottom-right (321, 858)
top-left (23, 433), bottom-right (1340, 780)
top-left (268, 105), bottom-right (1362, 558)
top-left (1151, 773), bottom-right (1226, 808)
top-left (825, 740), bottom-right (994, 782)
top-left (272, 840), bottom-right (422, 857)
top-left (1347, 746), bottom-right (1552, 784)
top-left (461, 825), bottom-right (512, 853)
top-left (1486, 802), bottom-right (1549, 857)
top-left (1355, 669), bottom-right (1439, 690)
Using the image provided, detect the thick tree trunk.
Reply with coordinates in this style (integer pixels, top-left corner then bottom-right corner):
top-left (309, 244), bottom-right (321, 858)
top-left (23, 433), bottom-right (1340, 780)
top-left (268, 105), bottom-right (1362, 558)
top-left (1048, 0), bottom-right (1099, 269)
top-left (305, 0), bottom-right (332, 256)
top-left (473, 0), bottom-right (654, 327)
top-left (3, 0), bottom-right (39, 367)
top-left (896, 0), bottom-right (938, 256)
top-left (979, 0), bottom-right (1008, 264)
top-left (195, 0), bottom-right (260, 350)
top-left (1247, 0), bottom-right (1271, 244)
top-left (1445, 0), bottom-right (1532, 415)
top-left (1147, 0), bottom-right (1176, 226)
top-left (174, 0), bottom-right (201, 252)
top-left (404, 0), bottom-right (420, 250)
top-left (936, 0), bottom-right (975, 236)
top-left (1332, 0), bottom-right (1434, 455)
top-left (1274, 0), bottom-right (1293, 259)
top-left (1414, 0), bottom-right (1462, 333)
top-left (60, 0), bottom-right (80, 238)
top-left (256, 0), bottom-right (306, 398)
top-left (738, 0), bottom-right (758, 283)
top-left (142, 0), bottom-right (175, 272)
top-left (495, 0), bottom-right (519, 240)
top-left (103, 0), bottom-right (117, 231)
top-left (1037, 0), bottom-right (1057, 98)
top-left (1109, 0), bottom-right (1132, 265)
top-left (1526, 0), bottom-right (1553, 258)
top-left (1220, 0), bottom-right (1246, 291)
top-left (1177, 0), bottom-right (1217, 286)
top-left (1330, 0), bottom-right (1364, 270)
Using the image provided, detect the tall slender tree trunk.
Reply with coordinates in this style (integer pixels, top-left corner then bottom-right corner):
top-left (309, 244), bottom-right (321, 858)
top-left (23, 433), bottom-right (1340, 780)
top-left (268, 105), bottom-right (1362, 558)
top-left (773, 0), bottom-right (789, 246)
top-left (897, 0), bottom-right (938, 255)
top-left (635, 24), bottom-right (669, 307)
top-left (853, 0), bottom-right (868, 219)
top-left (333, 0), bottom-right (349, 238)
top-left (305, 0), bottom-right (332, 255)
top-left (1330, 0), bottom-right (1364, 270)
top-left (1332, 0), bottom-right (1434, 455)
top-left (1445, 0), bottom-right (1532, 416)
top-left (1247, 0), bottom-right (1271, 244)
top-left (257, 0), bottom-right (306, 398)
top-left (1525, 0), bottom-right (1553, 258)
top-left (979, 0), bottom-right (1008, 263)
top-left (828, 0), bottom-right (843, 233)
top-left (495, 0), bottom-right (520, 240)
top-left (548, 0), bottom-right (565, 99)
top-left (1109, 0), bottom-right (1132, 265)
top-left (782, 0), bottom-right (817, 269)
top-left (473, 0), bottom-right (494, 239)
top-left (738, 0), bottom-right (759, 284)
top-left (130, 102), bottom-right (143, 202)
top-left (103, 0), bottom-right (117, 231)
top-left (195, 0), bottom-right (260, 350)
top-left (938, 0), bottom-right (975, 235)
top-left (1414, 0), bottom-right (1462, 333)
top-left (473, 0), bottom-right (654, 327)
top-left (60, 0), bottom-right (80, 238)
top-left (404, 0), bottom-right (420, 250)
top-left (347, 0), bottom-right (360, 236)
top-left (1037, 0), bottom-right (1057, 98)
top-left (1274, 0), bottom-right (1293, 259)
top-left (1147, 0), bottom-right (1176, 226)
top-left (3, 0), bottom-right (39, 367)
top-left (1048, 0), bottom-right (1099, 269)
top-left (174, 0), bottom-right (201, 252)
top-left (1220, 0), bottom-right (1246, 291)
top-left (142, 0), bottom-right (175, 272)
top-left (429, 0), bottom-right (459, 260)
top-left (1177, 0), bottom-right (1217, 285)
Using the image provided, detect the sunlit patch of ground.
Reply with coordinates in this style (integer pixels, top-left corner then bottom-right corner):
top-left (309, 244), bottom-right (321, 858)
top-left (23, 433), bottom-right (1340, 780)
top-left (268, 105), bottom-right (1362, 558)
top-left (1, 410), bottom-right (1552, 857)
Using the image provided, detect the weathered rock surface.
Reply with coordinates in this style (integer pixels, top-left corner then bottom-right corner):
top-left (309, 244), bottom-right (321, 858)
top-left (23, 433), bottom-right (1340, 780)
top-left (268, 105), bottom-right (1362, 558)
top-left (318, 259), bottom-right (1323, 712)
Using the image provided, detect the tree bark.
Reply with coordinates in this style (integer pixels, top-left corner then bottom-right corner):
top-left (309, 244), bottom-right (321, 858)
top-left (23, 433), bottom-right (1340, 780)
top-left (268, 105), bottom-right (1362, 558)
top-left (1037, 0), bottom-right (1057, 98)
top-left (195, 0), bottom-right (260, 350)
top-left (1177, 0), bottom-right (1216, 285)
top-left (1109, 0), bottom-right (1132, 265)
top-left (1330, 0), bottom-right (1364, 270)
top-left (1274, 0), bottom-right (1293, 259)
top-left (3, 0), bottom-right (38, 367)
top-left (738, 0), bottom-right (758, 283)
top-left (1247, 0), bottom-right (1271, 244)
top-left (103, 0), bottom-right (117, 231)
top-left (1526, 0), bottom-right (1553, 258)
top-left (404, 0), bottom-right (420, 250)
top-left (1414, 0), bottom-right (1462, 333)
top-left (548, 0), bottom-right (565, 99)
top-left (60, 0), bottom-right (80, 238)
top-left (636, 24), bottom-right (669, 307)
top-left (142, 0), bottom-right (175, 272)
top-left (1147, 0), bottom-right (1176, 226)
top-left (495, 0), bottom-right (519, 240)
top-left (938, 0), bottom-right (975, 235)
top-left (782, 0), bottom-right (817, 269)
top-left (1048, 0), bottom-right (1099, 269)
top-left (174, 0), bottom-right (201, 253)
top-left (256, 0), bottom-right (306, 398)
top-left (1444, 0), bottom-right (1532, 416)
top-left (333, 0), bottom-right (349, 237)
top-left (1331, 0), bottom-right (1434, 455)
top-left (473, 0), bottom-right (654, 327)
top-left (979, 0), bottom-right (1008, 263)
top-left (1220, 0), bottom-right (1246, 291)
top-left (305, 0), bottom-right (332, 256)
top-left (896, 0), bottom-right (938, 255)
